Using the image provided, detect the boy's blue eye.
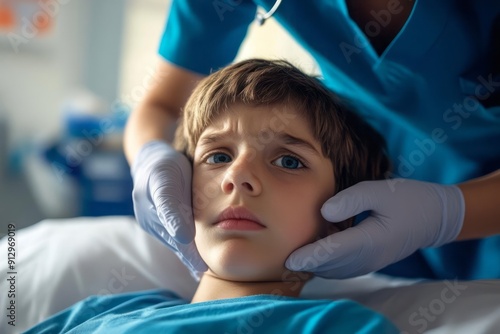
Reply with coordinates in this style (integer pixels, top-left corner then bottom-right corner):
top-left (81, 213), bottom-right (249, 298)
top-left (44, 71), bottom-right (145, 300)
top-left (273, 155), bottom-right (304, 169)
top-left (206, 153), bottom-right (232, 164)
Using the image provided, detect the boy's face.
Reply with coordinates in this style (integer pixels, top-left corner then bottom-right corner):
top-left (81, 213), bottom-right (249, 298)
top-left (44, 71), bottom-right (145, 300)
top-left (192, 103), bottom-right (336, 282)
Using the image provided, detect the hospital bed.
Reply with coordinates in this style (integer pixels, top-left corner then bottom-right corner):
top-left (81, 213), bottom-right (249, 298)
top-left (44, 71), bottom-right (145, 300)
top-left (1, 216), bottom-right (499, 333)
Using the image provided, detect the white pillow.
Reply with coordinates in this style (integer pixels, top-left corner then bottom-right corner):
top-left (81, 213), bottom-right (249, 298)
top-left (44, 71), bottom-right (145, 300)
top-left (0, 216), bottom-right (197, 333)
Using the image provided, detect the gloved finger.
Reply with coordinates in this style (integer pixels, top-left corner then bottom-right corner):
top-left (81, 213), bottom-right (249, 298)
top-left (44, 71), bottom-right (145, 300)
top-left (285, 222), bottom-right (376, 277)
top-left (151, 160), bottom-right (195, 244)
top-left (175, 239), bottom-right (209, 274)
top-left (321, 181), bottom-right (379, 223)
top-left (180, 242), bottom-right (208, 273)
top-left (156, 197), bottom-right (195, 244)
top-left (143, 217), bottom-right (184, 253)
top-left (157, 229), bottom-right (208, 275)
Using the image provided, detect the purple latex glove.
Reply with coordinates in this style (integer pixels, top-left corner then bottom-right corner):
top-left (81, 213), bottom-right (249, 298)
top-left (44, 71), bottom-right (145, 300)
top-left (131, 141), bottom-right (208, 279)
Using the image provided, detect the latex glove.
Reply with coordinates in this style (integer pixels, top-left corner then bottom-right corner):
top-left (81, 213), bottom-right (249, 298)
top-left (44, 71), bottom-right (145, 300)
top-left (286, 178), bottom-right (465, 279)
top-left (131, 141), bottom-right (208, 278)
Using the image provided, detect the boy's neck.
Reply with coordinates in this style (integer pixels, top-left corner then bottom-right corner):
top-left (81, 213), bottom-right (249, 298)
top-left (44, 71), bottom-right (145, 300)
top-left (191, 271), bottom-right (309, 303)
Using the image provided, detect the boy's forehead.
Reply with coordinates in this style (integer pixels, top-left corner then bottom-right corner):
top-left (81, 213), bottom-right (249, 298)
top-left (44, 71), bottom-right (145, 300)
top-left (205, 103), bottom-right (306, 134)
top-left (197, 103), bottom-right (321, 151)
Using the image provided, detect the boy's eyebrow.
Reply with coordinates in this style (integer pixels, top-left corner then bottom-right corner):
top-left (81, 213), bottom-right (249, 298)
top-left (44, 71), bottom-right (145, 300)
top-left (198, 133), bottom-right (227, 145)
top-left (199, 131), bottom-right (321, 156)
top-left (275, 132), bottom-right (321, 156)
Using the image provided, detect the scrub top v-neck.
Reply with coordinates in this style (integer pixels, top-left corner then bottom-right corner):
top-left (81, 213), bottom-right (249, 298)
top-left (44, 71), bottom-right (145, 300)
top-left (343, 0), bottom-right (416, 56)
top-left (159, 0), bottom-right (500, 280)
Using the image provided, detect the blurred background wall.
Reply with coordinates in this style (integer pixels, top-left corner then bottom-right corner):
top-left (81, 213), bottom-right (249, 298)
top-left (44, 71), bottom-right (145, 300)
top-left (0, 0), bottom-right (316, 236)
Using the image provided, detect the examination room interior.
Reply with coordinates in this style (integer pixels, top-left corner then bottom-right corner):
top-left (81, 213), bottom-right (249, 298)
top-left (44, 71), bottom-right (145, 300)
top-left (1, 2), bottom-right (500, 333)
top-left (0, 0), bottom-right (311, 234)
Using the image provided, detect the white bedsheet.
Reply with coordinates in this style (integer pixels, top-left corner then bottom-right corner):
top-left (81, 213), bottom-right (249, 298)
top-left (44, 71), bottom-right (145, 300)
top-left (1, 216), bottom-right (499, 333)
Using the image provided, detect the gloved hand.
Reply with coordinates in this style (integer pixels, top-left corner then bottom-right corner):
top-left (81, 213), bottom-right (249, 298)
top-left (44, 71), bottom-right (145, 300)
top-left (286, 178), bottom-right (465, 279)
top-left (131, 140), bottom-right (208, 279)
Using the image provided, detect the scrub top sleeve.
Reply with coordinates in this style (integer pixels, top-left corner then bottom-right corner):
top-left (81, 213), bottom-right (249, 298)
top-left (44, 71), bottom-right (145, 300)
top-left (159, 0), bottom-right (257, 75)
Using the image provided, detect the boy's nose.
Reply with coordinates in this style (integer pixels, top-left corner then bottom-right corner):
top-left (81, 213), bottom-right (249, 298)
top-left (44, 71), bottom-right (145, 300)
top-left (221, 156), bottom-right (262, 196)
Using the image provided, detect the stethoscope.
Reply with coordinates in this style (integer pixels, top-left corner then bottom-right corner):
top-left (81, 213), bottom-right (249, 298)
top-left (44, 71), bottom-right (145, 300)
top-left (255, 0), bottom-right (282, 25)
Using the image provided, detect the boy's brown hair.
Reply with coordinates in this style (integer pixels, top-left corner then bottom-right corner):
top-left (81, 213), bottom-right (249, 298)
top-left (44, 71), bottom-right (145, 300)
top-left (174, 58), bottom-right (390, 195)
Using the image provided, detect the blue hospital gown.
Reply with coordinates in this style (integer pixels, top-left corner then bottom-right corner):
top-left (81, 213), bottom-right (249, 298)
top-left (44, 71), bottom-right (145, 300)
top-left (24, 289), bottom-right (399, 333)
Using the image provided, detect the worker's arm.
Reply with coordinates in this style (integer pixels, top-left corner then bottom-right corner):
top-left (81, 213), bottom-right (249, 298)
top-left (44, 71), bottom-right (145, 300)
top-left (457, 169), bottom-right (500, 240)
top-left (287, 170), bottom-right (500, 279)
top-left (124, 60), bottom-right (208, 278)
top-left (124, 60), bottom-right (204, 164)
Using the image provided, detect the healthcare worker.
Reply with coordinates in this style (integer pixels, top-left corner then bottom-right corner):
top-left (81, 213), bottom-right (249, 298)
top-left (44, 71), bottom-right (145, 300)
top-left (125, 0), bottom-right (500, 280)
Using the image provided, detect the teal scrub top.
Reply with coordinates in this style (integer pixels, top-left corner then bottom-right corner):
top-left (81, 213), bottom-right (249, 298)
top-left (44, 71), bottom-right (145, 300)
top-left (158, 0), bottom-right (500, 279)
top-left (24, 289), bottom-right (399, 333)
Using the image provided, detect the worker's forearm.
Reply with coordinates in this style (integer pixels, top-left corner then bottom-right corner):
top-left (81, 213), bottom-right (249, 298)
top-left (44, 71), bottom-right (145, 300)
top-left (123, 62), bottom-right (204, 165)
top-left (456, 169), bottom-right (500, 240)
top-left (123, 102), bottom-right (178, 165)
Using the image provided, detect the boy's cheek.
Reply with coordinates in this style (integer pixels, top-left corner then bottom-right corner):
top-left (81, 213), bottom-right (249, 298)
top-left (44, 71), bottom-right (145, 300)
top-left (284, 221), bottom-right (324, 252)
top-left (192, 185), bottom-right (211, 214)
top-left (193, 229), bottom-right (211, 268)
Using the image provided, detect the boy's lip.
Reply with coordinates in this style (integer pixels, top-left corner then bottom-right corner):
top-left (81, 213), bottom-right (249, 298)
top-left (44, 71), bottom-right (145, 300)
top-left (214, 206), bottom-right (266, 227)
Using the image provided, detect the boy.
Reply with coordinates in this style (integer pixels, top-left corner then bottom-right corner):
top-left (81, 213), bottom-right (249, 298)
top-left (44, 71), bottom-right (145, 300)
top-left (25, 59), bottom-right (397, 333)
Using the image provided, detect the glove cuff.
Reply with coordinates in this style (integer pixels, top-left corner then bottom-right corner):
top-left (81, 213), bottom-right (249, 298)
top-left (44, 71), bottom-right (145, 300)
top-left (431, 184), bottom-right (466, 247)
top-left (131, 140), bottom-right (175, 178)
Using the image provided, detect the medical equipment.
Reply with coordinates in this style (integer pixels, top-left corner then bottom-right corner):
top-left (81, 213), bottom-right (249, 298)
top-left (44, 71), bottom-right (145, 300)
top-left (255, 0), bottom-right (282, 25)
top-left (24, 91), bottom-right (133, 218)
